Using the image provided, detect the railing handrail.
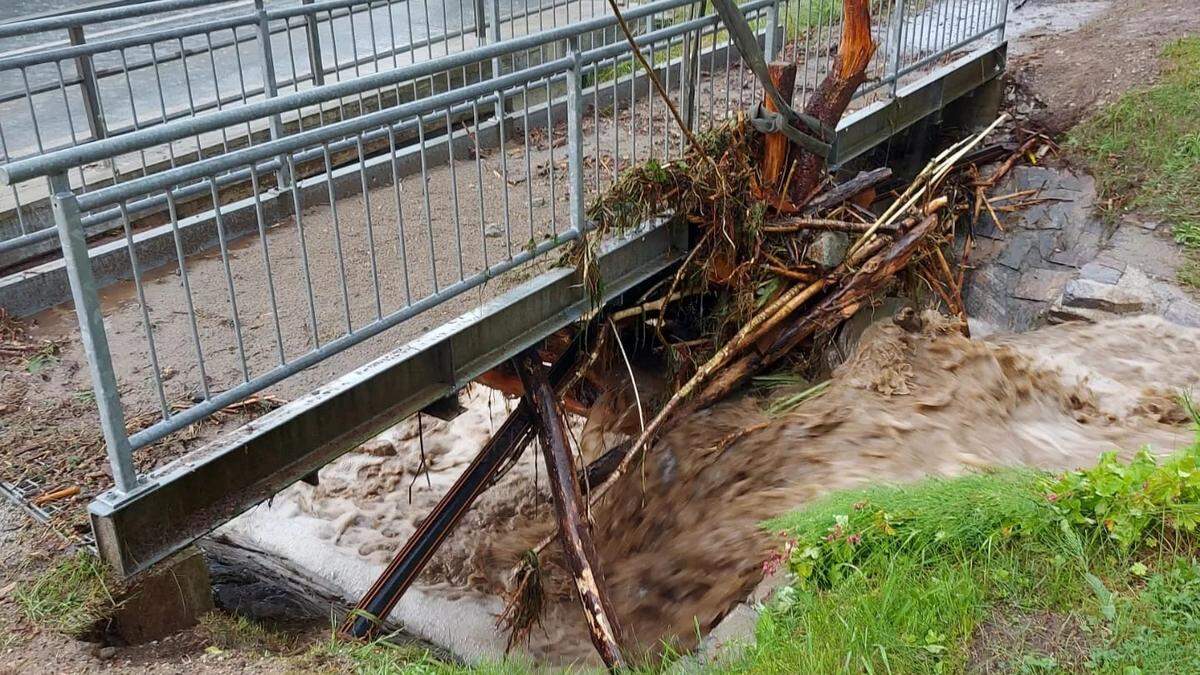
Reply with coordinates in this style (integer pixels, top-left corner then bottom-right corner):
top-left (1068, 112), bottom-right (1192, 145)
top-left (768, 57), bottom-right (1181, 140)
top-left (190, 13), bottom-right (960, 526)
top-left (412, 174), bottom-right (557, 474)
top-left (0, 0), bottom-right (706, 186)
top-left (0, 0), bottom-right (174, 28)
top-left (70, 1), bottom-right (761, 212)
top-left (0, 14), bottom-right (261, 71)
top-left (0, 0), bottom-right (230, 39)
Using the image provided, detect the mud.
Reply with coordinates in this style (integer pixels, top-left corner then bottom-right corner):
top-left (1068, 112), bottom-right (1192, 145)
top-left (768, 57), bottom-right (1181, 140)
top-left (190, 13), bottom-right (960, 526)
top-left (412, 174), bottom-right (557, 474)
top-left (1008, 0), bottom-right (1200, 132)
top-left (224, 312), bottom-right (1199, 666)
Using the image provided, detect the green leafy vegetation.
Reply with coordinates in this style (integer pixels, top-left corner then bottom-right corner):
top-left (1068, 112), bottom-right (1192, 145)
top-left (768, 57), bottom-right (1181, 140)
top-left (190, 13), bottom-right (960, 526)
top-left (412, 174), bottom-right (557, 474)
top-left (716, 396), bottom-right (1200, 673)
top-left (15, 550), bottom-right (117, 638)
top-left (1069, 37), bottom-right (1200, 288)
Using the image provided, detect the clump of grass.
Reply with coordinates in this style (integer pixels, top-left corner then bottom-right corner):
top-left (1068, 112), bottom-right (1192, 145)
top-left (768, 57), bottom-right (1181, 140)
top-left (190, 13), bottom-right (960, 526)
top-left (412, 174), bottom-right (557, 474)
top-left (1091, 559), bottom-right (1200, 673)
top-left (302, 634), bottom-right (444, 674)
top-left (15, 550), bottom-right (117, 638)
top-left (299, 629), bottom-right (530, 675)
top-left (199, 611), bottom-right (297, 654)
top-left (1069, 37), bottom-right (1200, 272)
top-left (1180, 257), bottom-right (1200, 289)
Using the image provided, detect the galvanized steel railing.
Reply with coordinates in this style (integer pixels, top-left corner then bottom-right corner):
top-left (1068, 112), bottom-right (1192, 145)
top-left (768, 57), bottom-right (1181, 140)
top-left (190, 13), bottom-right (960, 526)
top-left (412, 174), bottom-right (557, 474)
top-left (0, 0), bottom-right (1006, 496)
top-left (0, 0), bottom-right (600, 259)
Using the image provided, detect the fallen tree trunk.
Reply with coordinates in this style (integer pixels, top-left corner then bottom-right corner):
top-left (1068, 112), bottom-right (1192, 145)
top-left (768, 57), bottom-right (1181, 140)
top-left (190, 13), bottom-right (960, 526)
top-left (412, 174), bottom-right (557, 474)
top-left (787, 0), bottom-right (877, 204)
top-left (515, 351), bottom-right (626, 669)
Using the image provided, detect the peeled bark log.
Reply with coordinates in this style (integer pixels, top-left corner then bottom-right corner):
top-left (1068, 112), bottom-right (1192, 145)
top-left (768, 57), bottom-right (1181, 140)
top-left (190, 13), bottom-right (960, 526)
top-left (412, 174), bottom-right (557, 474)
top-left (801, 167), bottom-right (893, 214)
top-left (515, 351), bottom-right (625, 669)
top-left (761, 61), bottom-right (798, 201)
top-left (788, 0), bottom-right (877, 204)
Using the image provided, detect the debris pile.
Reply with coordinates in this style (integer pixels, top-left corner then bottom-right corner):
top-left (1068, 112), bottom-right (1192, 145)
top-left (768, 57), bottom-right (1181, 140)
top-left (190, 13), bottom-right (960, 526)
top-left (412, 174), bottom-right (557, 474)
top-left (336, 0), bottom-right (1073, 666)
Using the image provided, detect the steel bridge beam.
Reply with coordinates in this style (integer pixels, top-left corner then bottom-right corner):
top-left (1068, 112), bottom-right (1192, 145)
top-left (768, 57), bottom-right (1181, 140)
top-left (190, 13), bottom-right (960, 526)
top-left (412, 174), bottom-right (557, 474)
top-left (89, 220), bottom-right (687, 578)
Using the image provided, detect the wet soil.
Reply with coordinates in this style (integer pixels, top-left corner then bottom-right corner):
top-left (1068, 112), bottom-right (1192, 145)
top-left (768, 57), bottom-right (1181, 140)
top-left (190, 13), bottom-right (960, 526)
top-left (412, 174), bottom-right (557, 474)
top-left (1008, 0), bottom-right (1200, 133)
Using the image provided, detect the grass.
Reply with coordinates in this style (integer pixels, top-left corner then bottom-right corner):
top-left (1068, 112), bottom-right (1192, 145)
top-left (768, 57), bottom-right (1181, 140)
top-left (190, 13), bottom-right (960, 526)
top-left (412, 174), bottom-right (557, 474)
top-left (198, 611), bottom-right (300, 654)
top-left (14, 550), bottom-right (118, 638)
top-left (1069, 37), bottom-right (1200, 288)
top-left (710, 397), bottom-right (1200, 673)
top-left (298, 630), bottom-right (532, 675)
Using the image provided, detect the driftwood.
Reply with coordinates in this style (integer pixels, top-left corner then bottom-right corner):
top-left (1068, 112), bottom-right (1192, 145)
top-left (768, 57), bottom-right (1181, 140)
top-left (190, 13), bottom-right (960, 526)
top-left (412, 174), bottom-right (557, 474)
top-left (801, 166), bottom-right (893, 214)
top-left (514, 351), bottom-right (626, 669)
top-left (693, 212), bottom-right (941, 408)
top-left (558, 0), bottom-right (883, 511)
top-left (762, 217), bottom-right (897, 235)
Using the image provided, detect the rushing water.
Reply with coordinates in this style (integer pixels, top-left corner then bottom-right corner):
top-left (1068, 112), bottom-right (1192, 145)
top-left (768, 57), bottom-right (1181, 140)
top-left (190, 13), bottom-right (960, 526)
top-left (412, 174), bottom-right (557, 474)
top-left (223, 313), bottom-right (1200, 666)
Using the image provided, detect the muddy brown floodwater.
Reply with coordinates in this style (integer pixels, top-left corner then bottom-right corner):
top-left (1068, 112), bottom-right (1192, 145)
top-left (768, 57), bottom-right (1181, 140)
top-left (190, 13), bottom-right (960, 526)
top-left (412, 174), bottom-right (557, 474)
top-left (223, 312), bottom-right (1199, 667)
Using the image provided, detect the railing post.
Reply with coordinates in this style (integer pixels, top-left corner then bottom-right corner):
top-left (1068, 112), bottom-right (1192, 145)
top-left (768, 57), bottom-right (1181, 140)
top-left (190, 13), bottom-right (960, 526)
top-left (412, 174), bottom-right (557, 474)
top-left (473, 0), bottom-right (488, 40)
top-left (302, 0), bottom-right (326, 87)
top-left (996, 0), bottom-right (1009, 44)
top-left (67, 26), bottom-right (107, 142)
top-left (255, 0), bottom-right (291, 189)
top-left (566, 36), bottom-right (585, 233)
top-left (680, 0), bottom-right (704, 131)
top-left (488, 0), bottom-right (508, 130)
top-left (765, 0), bottom-right (781, 61)
top-left (48, 172), bottom-right (138, 495)
top-left (888, 0), bottom-right (906, 97)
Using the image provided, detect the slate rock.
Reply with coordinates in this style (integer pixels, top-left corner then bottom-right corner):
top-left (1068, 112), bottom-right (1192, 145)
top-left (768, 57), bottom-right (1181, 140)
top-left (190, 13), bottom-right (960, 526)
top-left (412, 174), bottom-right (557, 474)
top-left (1012, 268), bottom-right (1074, 303)
top-left (1061, 277), bottom-right (1153, 314)
top-left (805, 231), bottom-right (850, 270)
top-left (1078, 260), bottom-right (1122, 285)
top-left (1164, 300), bottom-right (1200, 328)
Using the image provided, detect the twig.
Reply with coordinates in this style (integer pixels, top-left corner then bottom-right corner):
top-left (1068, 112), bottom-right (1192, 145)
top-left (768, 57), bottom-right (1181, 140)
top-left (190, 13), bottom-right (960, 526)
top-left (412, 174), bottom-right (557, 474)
top-left (765, 264), bottom-right (816, 282)
top-left (33, 486), bottom-right (80, 506)
top-left (847, 114), bottom-right (1007, 258)
top-left (608, 319), bottom-right (645, 436)
top-left (603, 0), bottom-right (706, 158)
top-left (762, 218), bottom-right (885, 234)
